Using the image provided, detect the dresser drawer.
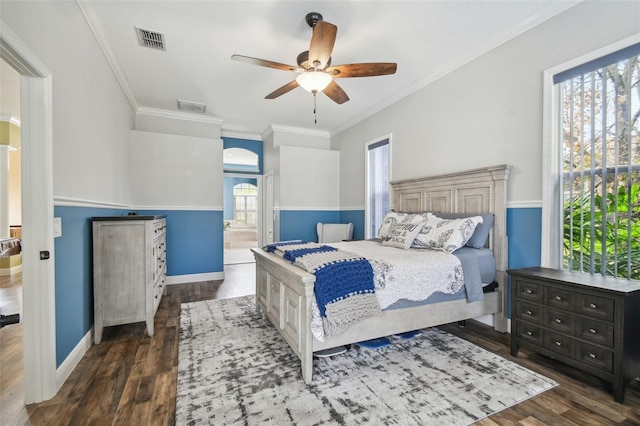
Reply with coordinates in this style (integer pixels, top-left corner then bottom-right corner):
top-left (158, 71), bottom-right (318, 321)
top-left (544, 331), bottom-right (576, 359)
top-left (515, 322), bottom-right (544, 346)
top-left (546, 287), bottom-right (575, 311)
top-left (515, 301), bottom-right (542, 324)
top-left (515, 280), bottom-right (544, 303)
top-left (578, 342), bottom-right (613, 373)
top-left (544, 309), bottom-right (575, 334)
top-left (577, 318), bottom-right (614, 347)
top-left (577, 294), bottom-right (614, 322)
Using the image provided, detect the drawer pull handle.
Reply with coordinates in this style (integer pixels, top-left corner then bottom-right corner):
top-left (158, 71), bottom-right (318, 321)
top-left (526, 331), bottom-right (533, 336)
top-left (589, 328), bottom-right (597, 334)
top-left (555, 341), bottom-right (562, 347)
top-left (555, 296), bottom-right (562, 301)
top-left (526, 289), bottom-right (533, 294)
top-left (589, 303), bottom-right (597, 309)
top-left (526, 310), bottom-right (533, 315)
top-left (589, 353), bottom-right (597, 359)
top-left (554, 318), bottom-right (562, 324)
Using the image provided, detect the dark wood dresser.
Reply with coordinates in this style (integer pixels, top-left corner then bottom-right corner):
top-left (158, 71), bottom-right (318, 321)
top-left (508, 267), bottom-right (640, 403)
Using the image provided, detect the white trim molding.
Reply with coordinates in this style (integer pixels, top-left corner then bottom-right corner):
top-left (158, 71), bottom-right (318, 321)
top-left (506, 200), bottom-right (542, 209)
top-left (136, 106), bottom-right (224, 126)
top-left (221, 129), bottom-right (263, 141)
top-left (54, 196), bottom-right (129, 209)
top-left (277, 206), bottom-right (342, 211)
top-left (56, 329), bottom-right (92, 391)
top-left (262, 124), bottom-right (330, 140)
top-left (166, 271), bottom-right (225, 285)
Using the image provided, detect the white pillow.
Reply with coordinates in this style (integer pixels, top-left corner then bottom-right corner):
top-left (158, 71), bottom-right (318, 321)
top-left (377, 212), bottom-right (426, 239)
top-left (412, 213), bottom-right (483, 253)
top-left (382, 222), bottom-right (424, 250)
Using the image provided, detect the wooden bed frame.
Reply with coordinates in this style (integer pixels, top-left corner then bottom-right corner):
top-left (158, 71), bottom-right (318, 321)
top-left (252, 164), bottom-right (511, 384)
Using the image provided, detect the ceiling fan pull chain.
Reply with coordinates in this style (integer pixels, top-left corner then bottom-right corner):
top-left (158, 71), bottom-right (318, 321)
top-left (314, 92), bottom-right (318, 124)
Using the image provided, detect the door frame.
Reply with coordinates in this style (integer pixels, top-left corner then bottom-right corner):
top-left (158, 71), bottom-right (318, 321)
top-left (262, 170), bottom-right (274, 246)
top-left (0, 20), bottom-right (57, 403)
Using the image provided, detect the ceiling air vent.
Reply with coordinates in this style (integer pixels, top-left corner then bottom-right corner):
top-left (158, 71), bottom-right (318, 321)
top-left (135, 27), bottom-right (166, 51)
top-left (177, 100), bottom-right (207, 113)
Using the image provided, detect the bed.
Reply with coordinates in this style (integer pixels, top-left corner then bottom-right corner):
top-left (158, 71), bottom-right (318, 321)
top-left (251, 164), bottom-right (511, 384)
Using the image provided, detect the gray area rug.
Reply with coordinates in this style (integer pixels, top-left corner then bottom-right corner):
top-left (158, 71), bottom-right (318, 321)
top-left (176, 296), bottom-right (556, 425)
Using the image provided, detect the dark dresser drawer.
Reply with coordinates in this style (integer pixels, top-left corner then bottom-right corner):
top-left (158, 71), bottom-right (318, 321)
top-left (515, 322), bottom-right (544, 346)
top-left (578, 342), bottom-right (613, 373)
top-left (515, 301), bottom-right (542, 324)
top-left (545, 287), bottom-right (574, 311)
top-left (516, 280), bottom-right (544, 303)
top-left (577, 318), bottom-right (614, 347)
top-left (543, 309), bottom-right (575, 334)
top-left (544, 331), bottom-right (576, 359)
top-left (577, 294), bottom-right (614, 321)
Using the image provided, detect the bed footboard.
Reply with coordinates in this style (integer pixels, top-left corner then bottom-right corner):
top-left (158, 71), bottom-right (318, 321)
top-left (253, 248), bottom-right (316, 383)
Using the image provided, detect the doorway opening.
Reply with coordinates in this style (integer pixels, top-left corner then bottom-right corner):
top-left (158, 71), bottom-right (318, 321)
top-left (223, 175), bottom-right (259, 265)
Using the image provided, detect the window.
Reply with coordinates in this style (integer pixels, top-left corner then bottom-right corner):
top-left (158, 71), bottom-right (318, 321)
top-left (233, 183), bottom-right (257, 226)
top-left (366, 138), bottom-right (390, 239)
top-left (552, 43), bottom-right (639, 280)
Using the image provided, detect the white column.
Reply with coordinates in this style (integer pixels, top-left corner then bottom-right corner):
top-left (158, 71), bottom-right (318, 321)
top-left (0, 144), bottom-right (10, 238)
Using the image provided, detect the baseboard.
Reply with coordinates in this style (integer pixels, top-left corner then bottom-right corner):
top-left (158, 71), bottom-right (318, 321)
top-left (56, 328), bottom-right (92, 391)
top-left (166, 271), bottom-right (225, 285)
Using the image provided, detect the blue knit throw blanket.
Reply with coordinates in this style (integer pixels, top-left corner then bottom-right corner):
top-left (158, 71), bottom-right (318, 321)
top-left (265, 241), bottom-right (381, 336)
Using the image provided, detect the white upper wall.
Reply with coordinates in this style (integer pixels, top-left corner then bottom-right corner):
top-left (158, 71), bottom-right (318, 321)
top-left (130, 130), bottom-right (222, 209)
top-left (1, 1), bottom-right (136, 206)
top-left (332, 1), bottom-right (640, 208)
top-left (279, 145), bottom-right (340, 210)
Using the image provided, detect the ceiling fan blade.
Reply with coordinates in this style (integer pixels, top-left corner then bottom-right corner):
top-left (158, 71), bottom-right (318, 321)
top-left (326, 63), bottom-right (397, 78)
top-left (265, 80), bottom-right (299, 99)
top-left (308, 21), bottom-right (337, 69)
top-left (323, 80), bottom-right (349, 104)
top-left (231, 54), bottom-right (301, 72)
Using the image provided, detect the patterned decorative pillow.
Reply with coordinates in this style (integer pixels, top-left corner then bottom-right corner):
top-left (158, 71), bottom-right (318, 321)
top-left (377, 212), bottom-right (426, 239)
top-left (382, 222), bottom-right (424, 250)
top-left (412, 213), bottom-right (483, 253)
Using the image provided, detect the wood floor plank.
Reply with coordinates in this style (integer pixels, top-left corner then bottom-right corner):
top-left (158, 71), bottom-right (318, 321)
top-left (4, 267), bottom-right (640, 425)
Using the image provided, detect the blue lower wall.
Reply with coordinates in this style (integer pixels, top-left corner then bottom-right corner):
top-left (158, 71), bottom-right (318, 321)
top-left (53, 206), bottom-right (223, 368)
top-left (340, 210), bottom-right (365, 240)
top-left (279, 210), bottom-right (341, 242)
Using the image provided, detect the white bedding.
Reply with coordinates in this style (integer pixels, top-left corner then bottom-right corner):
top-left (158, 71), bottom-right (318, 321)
top-left (310, 240), bottom-right (465, 341)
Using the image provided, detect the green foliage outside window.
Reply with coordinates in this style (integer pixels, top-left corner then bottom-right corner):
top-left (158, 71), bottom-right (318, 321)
top-left (564, 180), bottom-right (640, 280)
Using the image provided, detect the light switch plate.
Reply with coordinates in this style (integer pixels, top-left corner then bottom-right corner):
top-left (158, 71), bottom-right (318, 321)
top-left (53, 217), bottom-right (62, 238)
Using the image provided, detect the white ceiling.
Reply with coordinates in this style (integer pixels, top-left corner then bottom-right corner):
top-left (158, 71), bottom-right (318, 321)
top-left (80, 0), bottom-right (579, 138)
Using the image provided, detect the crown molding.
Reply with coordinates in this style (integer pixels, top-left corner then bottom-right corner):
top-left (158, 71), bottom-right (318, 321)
top-left (136, 106), bottom-right (224, 125)
top-left (263, 124), bottom-right (330, 140)
top-left (76, 0), bottom-right (138, 113)
top-left (0, 114), bottom-right (20, 127)
top-left (221, 129), bottom-right (263, 141)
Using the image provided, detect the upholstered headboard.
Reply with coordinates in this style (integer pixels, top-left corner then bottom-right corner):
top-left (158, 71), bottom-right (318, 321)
top-left (390, 164), bottom-right (511, 331)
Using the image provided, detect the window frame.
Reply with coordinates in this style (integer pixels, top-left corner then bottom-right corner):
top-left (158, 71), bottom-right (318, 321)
top-left (232, 182), bottom-right (257, 227)
top-left (541, 34), bottom-right (640, 270)
top-left (364, 134), bottom-right (392, 239)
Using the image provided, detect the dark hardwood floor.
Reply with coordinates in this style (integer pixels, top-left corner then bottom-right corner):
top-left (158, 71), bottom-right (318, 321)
top-left (2, 263), bottom-right (640, 425)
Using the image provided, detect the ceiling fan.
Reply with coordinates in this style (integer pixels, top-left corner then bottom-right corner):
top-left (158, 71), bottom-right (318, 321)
top-left (231, 12), bottom-right (397, 105)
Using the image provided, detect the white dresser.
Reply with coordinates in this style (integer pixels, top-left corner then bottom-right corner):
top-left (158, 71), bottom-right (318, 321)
top-left (92, 215), bottom-right (167, 344)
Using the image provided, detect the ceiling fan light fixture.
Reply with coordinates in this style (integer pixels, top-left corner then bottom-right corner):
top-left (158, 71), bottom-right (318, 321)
top-left (296, 71), bottom-right (332, 93)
